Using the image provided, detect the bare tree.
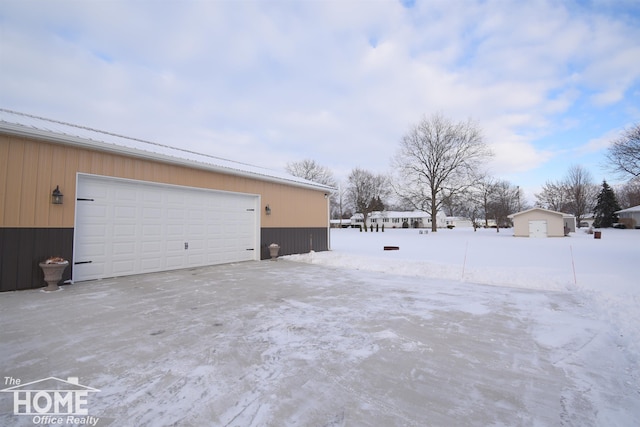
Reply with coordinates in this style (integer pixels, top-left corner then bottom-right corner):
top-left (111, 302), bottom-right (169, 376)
top-left (393, 113), bottom-right (493, 232)
top-left (455, 172), bottom-right (494, 230)
top-left (616, 178), bottom-right (640, 209)
top-left (345, 168), bottom-right (389, 228)
top-left (535, 165), bottom-right (597, 226)
top-left (564, 165), bottom-right (598, 226)
top-left (535, 180), bottom-right (570, 212)
top-left (286, 159), bottom-right (336, 186)
top-left (457, 184), bottom-right (484, 231)
top-left (605, 124), bottom-right (640, 179)
top-left (476, 175), bottom-right (497, 228)
top-left (331, 184), bottom-right (347, 223)
top-left (487, 180), bottom-right (519, 231)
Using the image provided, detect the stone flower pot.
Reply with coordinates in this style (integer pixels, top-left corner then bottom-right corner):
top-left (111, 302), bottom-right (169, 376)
top-left (268, 243), bottom-right (280, 260)
top-left (39, 259), bottom-right (69, 291)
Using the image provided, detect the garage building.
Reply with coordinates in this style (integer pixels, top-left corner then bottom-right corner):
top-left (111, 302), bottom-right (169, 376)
top-left (615, 205), bottom-right (640, 228)
top-left (0, 109), bottom-right (333, 292)
top-left (508, 208), bottom-right (574, 238)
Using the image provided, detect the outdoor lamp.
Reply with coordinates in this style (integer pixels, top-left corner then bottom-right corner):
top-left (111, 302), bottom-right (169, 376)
top-left (265, 204), bottom-right (271, 215)
top-left (51, 185), bottom-right (64, 205)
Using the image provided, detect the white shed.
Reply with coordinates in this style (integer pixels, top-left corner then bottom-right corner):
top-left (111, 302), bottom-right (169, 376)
top-left (508, 208), bottom-right (572, 237)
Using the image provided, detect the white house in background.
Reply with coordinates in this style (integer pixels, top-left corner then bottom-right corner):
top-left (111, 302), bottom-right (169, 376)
top-left (578, 215), bottom-right (595, 228)
top-left (350, 211), bottom-right (447, 229)
top-left (615, 205), bottom-right (640, 228)
top-left (445, 217), bottom-right (473, 228)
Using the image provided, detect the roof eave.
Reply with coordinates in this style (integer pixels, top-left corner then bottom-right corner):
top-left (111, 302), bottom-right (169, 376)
top-left (0, 123), bottom-right (334, 193)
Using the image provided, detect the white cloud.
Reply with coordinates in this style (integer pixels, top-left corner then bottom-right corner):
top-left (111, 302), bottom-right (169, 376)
top-left (1, 0), bottom-right (639, 187)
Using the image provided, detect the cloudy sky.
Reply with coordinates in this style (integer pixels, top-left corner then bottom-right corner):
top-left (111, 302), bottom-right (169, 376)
top-left (1, 0), bottom-right (639, 200)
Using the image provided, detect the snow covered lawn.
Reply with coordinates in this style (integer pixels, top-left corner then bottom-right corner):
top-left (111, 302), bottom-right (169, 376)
top-left (0, 227), bottom-right (638, 426)
top-left (290, 227), bottom-right (640, 354)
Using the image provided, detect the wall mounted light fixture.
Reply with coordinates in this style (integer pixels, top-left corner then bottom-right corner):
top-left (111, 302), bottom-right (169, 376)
top-left (51, 185), bottom-right (64, 205)
top-left (265, 204), bottom-right (271, 215)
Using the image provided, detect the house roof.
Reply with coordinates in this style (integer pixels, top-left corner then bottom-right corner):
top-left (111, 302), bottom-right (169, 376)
top-left (0, 109), bottom-right (334, 193)
top-left (352, 211), bottom-right (446, 219)
top-left (507, 207), bottom-right (568, 219)
top-left (615, 205), bottom-right (640, 213)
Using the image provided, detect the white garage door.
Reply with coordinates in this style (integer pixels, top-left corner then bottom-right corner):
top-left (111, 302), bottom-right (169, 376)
top-left (528, 220), bottom-right (548, 238)
top-left (74, 174), bottom-right (259, 282)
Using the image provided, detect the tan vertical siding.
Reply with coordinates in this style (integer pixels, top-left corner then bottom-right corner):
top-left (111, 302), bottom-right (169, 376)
top-left (19, 142), bottom-right (38, 225)
top-left (34, 143), bottom-right (53, 225)
top-left (0, 140), bottom-right (8, 225)
top-left (1, 135), bottom-right (329, 229)
top-left (4, 140), bottom-right (24, 225)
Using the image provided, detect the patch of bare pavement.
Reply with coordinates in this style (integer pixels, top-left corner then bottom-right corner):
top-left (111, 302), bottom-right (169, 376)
top-left (1, 260), bottom-right (638, 426)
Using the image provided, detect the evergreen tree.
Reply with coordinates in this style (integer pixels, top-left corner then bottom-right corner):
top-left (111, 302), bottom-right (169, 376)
top-left (369, 196), bottom-right (385, 212)
top-left (593, 180), bottom-right (621, 228)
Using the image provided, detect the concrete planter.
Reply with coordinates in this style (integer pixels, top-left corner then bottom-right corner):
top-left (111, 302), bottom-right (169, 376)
top-left (268, 243), bottom-right (280, 260)
top-left (39, 261), bottom-right (69, 291)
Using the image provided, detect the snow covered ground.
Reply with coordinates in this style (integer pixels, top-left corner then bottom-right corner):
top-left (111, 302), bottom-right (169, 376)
top-left (289, 227), bottom-right (640, 355)
top-left (0, 227), bottom-right (638, 426)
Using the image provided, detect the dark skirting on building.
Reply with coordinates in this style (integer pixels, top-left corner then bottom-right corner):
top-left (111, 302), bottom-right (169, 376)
top-left (0, 226), bottom-right (329, 292)
top-left (260, 227), bottom-right (328, 260)
top-left (0, 228), bottom-right (74, 292)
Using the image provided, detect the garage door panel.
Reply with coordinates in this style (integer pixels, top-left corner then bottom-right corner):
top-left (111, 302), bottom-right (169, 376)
top-left (81, 204), bottom-right (109, 219)
top-left (112, 259), bottom-right (135, 275)
top-left (115, 187), bottom-right (137, 200)
top-left (113, 241), bottom-right (136, 254)
top-left (115, 205), bottom-right (136, 218)
top-left (143, 190), bottom-right (163, 203)
top-left (141, 240), bottom-right (162, 253)
top-left (79, 224), bottom-right (108, 238)
top-left (77, 243), bottom-right (105, 257)
top-left (74, 263), bottom-right (105, 281)
top-left (143, 206), bottom-right (162, 219)
top-left (165, 255), bottom-right (185, 268)
top-left (166, 192), bottom-right (185, 203)
top-left (167, 208), bottom-right (184, 219)
top-left (75, 175), bottom-right (258, 282)
top-left (142, 224), bottom-right (162, 237)
top-left (114, 224), bottom-right (136, 237)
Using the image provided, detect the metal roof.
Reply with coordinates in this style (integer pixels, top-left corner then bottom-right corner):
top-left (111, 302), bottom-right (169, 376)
top-left (0, 108), bottom-right (334, 192)
top-left (616, 205), bottom-right (640, 213)
top-left (507, 207), bottom-right (569, 218)
top-left (352, 211), bottom-right (446, 219)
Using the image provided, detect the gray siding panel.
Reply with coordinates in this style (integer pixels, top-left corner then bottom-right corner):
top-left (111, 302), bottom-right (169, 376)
top-left (260, 228), bottom-right (328, 260)
top-left (0, 228), bottom-right (73, 292)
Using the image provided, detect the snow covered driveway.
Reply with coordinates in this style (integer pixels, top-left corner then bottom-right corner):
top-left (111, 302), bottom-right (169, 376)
top-left (1, 249), bottom-right (638, 426)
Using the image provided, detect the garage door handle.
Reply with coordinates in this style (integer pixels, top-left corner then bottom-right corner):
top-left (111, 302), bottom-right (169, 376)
top-left (74, 261), bottom-right (93, 265)
top-left (77, 198), bottom-right (95, 201)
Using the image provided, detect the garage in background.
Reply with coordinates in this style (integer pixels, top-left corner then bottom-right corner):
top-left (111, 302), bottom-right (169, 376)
top-left (508, 208), bottom-right (573, 238)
